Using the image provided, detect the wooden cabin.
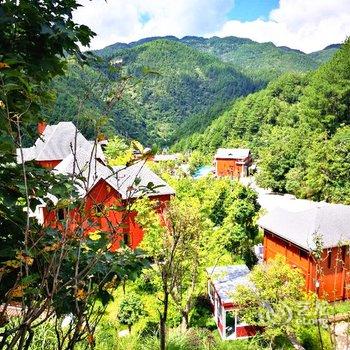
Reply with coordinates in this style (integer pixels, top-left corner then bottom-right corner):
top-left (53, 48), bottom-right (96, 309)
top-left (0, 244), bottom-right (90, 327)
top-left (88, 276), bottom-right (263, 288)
top-left (258, 203), bottom-right (350, 302)
top-left (17, 122), bottom-right (175, 250)
top-left (206, 265), bottom-right (258, 340)
top-left (214, 148), bottom-right (252, 178)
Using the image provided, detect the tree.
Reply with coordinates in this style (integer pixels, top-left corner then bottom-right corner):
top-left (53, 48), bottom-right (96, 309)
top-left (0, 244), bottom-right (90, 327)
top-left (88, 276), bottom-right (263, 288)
top-left (233, 255), bottom-right (311, 347)
top-left (105, 135), bottom-right (134, 165)
top-left (219, 182), bottom-right (260, 267)
top-left (134, 196), bottom-right (214, 348)
top-left (255, 126), bottom-right (305, 193)
top-left (118, 294), bottom-right (145, 332)
top-left (0, 2), bottom-right (150, 349)
top-left (287, 126), bottom-right (350, 204)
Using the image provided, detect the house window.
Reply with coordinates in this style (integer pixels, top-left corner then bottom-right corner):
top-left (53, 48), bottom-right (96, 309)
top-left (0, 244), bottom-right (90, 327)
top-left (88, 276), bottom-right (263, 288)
top-left (57, 208), bottom-right (65, 220)
top-left (299, 249), bottom-right (308, 259)
top-left (94, 204), bottom-right (105, 216)
top-left (327, 251), bottom-right (332, 269)
top-left (342, 247), bottom-right (347, 263)
top-left (123, 233), bottom-right (130, 246)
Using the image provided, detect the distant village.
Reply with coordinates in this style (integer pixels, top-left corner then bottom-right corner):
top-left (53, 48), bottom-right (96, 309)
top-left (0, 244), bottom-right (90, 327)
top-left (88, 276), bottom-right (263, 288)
top-left (16, 121), bottom-right (350, 342)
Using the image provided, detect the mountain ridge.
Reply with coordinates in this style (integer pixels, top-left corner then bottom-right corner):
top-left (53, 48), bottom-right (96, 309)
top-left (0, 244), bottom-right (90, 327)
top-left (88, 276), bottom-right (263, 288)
top-left (47, 36), bottom-right (340, 146)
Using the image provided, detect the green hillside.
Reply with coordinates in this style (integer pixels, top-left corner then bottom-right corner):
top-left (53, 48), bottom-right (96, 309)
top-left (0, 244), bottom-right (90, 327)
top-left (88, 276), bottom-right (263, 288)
top-left (47, 39), bottom-right (258, 145)
top-left (308, 43), bottom-right (341, 64)
top-left (174, 39), bottom-right (350, 203)
top-left (46, 36), bottom-right (338, 146)
top-left (99, 36), bottom-right (337, 82)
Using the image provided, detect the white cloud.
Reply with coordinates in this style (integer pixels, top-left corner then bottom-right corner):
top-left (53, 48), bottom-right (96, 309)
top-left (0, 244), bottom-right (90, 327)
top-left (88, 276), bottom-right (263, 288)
top-left (73, 0), bottom-right (350, 53)
top-left (212, 0), bottom-right (350, 53)
top-left (73, 0), bottom-right (234, 49)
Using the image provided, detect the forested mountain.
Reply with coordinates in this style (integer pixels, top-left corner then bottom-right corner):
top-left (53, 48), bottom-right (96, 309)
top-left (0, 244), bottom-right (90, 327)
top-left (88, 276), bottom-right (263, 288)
top-left (47, 39), bottom-right (258, 145)
top-left (99, 36), bottom-right (337, 82)
top-left (174, 39), bottom-right (350, 204)
top-left (46, 36), bottom-right (338, 146)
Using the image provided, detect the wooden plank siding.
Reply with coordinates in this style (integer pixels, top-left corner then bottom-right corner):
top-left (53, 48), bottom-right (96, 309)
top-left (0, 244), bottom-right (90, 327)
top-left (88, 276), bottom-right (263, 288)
top-left (44, 179), bottom-right (172, 251)
top-left (263, 230), bottom-right (350, 302)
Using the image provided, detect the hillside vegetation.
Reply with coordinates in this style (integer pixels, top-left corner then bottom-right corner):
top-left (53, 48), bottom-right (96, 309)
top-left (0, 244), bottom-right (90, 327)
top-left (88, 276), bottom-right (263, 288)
top-left (101, 35), bottom-right (337, 82)
top-left (46, 39), bottom-right (258, 145)
top-left (45, 36), bottom-right (337, 146)
top-left (174, 39), bottom-right (350, 204)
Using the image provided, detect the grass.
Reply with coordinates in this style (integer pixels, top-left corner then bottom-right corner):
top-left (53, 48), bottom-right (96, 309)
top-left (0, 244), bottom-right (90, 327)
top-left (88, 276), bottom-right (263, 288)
top-left (329, 300), bottom-right (350, 315)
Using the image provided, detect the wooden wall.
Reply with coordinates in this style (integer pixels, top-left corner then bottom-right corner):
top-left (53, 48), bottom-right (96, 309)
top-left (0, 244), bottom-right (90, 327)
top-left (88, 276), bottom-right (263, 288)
top-left (263, 230), bottom-right (350, 302)
top-left (44, 179), bottom-right (171, 251)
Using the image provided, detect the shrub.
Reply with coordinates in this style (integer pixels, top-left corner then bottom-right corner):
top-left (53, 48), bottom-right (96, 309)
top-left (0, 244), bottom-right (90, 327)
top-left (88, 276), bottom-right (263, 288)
top-left (118, 294), bottom-right (145, 332)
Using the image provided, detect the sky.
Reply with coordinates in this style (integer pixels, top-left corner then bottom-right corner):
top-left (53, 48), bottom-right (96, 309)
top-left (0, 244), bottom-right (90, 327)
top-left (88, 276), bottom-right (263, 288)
top-left (73, 0), bottom-right (350, 53)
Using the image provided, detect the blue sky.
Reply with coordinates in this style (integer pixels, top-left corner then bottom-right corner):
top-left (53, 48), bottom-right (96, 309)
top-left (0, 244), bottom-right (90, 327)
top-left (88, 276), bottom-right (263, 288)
top-left (228, 0), bottom-right (279, 21)
top-left (74, 0), bottom-right (350, 53)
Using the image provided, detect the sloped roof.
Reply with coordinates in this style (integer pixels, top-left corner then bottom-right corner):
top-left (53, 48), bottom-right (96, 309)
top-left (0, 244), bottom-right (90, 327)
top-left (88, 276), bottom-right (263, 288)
top-left (16, 146), bottom-right (36, 163)
top-left (206, 265), bottom-right (250, 304)
top-left (258, 203), bottom-right (350, 251)
top-left (153, 154), bottom-right (179, 162)
top-left (53, 148), bottom-right (118, 197)
top-left (54, 149), bottom-right (175, 200)
top-left (215, 148), bottom-right (250, 159)
top-left (17, 122), bottom-right (105, 163)
top-left (113, 163), bottom-right (175, 199)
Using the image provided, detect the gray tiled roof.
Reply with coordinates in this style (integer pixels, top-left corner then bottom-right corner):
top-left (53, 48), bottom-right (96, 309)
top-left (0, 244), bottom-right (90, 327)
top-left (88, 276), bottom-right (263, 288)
top-left (113, 163), bottom-right (175, 199)
top-left (53, 148), bottom-right (117, 197)
top-left (17, 122), bottom-right (105, 163)
top-left (16, 146), bottom-right (36, 163)
top-left (215, 148), bottom-right (250, 159)
top-left (206, 265), bottom-right (250, 304)
top-left (258, 203), bottom-right (350, 251)
top-left (54, 149), bottom-right (175, 200)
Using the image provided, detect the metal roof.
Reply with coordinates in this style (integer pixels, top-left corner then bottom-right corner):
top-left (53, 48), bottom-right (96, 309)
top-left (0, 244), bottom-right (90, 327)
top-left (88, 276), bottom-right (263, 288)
top-left (258, 203), bottom-right (350, 251)
top-left (206, 265), bottom-right (250, 304)
top-left (215, 148), bottom-right (250, 159)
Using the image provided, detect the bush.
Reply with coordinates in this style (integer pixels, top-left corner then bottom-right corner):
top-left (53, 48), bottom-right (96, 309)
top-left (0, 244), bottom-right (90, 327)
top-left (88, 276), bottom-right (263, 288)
top-left (298, 327), bottom-right (333, 350)
top-left (118, 294), bottom-right (145, 332)
top-left (95, 320), bottom-right (119, 350)
top-left (189, 296), bottom-right (216, 329)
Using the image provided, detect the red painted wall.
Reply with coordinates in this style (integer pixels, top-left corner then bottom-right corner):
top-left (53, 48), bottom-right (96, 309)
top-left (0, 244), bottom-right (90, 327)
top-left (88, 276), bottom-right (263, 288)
top-left (263, 230), bottom-right (350, 302)
top-left (215, 155), bottom-right (252, 178)
top-left (236, 325), bottom-right (258, 338)
top-left (37, 160), bottom-right (62, 169)
top-left (44, 179), bottom-right (171, 251)
top-left (216, 158), bottom-right (242, 178)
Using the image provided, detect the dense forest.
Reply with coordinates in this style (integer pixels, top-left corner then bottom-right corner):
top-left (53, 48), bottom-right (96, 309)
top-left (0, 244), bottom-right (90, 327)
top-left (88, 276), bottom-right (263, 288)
top-left (174, 39), bottom-right (350, 204)
top-left (99, 35), bottom-right (339, 82)
top-left (44, 36), bottom-right (337, 146)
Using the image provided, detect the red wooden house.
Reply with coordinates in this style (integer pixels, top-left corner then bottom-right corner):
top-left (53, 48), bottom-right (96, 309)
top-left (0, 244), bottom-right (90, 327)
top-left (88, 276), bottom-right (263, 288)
top-left (17, 122), bottom-right (175, 250)
top-left (206, 265), bottom-right (257, 340)
top-left (258, 203), bottom-right (350, 302)
top-left (214, 148), bottom-right (252, 178)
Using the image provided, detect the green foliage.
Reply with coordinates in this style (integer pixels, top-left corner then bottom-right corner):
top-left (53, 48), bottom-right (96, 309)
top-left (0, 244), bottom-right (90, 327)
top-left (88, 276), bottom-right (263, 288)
top-left (176, 39), bottom-right (350, 203)
top-left (92, 320), bottom-right (118, 350)
top-left (218, 183), bottom-right (260, 267)
top-left (233, 255), bottom-right (324, 347)
top-left (188, 150), bottom-right (207, 175)
top-left (118, 294), bottom-right (145, 331)
top-left (298, 327), bottom-right (333, 350)
top-left (0, 0), bottom-right (95, 147)
top-left (105, 135), bottom-right (133, 165)
top-left (47, 38), bottom-right (263, 146)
